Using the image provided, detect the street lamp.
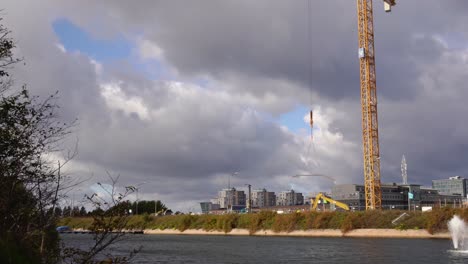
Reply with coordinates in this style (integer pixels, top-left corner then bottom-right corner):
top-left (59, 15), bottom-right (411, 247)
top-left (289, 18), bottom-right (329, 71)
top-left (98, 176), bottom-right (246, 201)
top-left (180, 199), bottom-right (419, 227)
top-left (71, 188), bottom-right (82, 217)
top-left (227, 172), bottom-right (238, 212)
top-left (135, 182), bottom-right (147, 215)
top-left (245, 184), bottom-right (252, 213)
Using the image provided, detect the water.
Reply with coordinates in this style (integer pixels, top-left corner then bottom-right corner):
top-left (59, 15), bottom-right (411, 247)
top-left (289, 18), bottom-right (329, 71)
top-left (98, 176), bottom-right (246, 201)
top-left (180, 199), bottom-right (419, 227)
top-left (62, 234), bottom-right (468, 263)
top-left (448, 215), bottom-right (467, 250)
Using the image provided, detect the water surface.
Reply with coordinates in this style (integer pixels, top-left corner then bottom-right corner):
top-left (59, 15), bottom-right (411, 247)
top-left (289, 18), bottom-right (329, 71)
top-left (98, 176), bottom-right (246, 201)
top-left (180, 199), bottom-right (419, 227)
top-left (62, 234), bottom-right (468, 263)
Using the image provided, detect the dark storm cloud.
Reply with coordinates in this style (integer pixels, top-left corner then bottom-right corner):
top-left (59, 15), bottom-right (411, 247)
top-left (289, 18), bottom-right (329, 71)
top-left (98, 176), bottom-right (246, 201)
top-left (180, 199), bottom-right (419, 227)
top-left (60, 0), bottom-right (468, 102)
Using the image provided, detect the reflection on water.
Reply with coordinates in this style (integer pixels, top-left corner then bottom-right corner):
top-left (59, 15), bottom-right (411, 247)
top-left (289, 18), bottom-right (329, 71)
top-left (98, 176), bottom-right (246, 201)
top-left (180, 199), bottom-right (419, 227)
top-left (62, 234), bottom-right (468, 264)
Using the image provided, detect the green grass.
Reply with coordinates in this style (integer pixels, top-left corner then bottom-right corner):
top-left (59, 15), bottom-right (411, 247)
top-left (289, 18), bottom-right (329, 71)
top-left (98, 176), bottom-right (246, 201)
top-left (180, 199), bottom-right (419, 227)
top-left (59, 208), bottom-right (468, 234)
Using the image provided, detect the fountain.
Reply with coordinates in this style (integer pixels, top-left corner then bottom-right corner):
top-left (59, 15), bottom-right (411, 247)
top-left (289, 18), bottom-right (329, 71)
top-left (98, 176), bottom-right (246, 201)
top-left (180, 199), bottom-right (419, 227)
top-left (447, 215), bottom-right (467, 250)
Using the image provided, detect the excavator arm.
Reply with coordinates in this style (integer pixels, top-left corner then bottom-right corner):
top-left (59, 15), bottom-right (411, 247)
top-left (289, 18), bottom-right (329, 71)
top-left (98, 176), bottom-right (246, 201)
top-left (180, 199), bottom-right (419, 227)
top-left (311, 193), bottom-right (350, 211)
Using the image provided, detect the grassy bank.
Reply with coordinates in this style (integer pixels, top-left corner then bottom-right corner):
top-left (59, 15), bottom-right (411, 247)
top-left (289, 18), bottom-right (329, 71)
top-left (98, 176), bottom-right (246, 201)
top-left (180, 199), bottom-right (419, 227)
top-left (59, 207), bottom-right (468, 234)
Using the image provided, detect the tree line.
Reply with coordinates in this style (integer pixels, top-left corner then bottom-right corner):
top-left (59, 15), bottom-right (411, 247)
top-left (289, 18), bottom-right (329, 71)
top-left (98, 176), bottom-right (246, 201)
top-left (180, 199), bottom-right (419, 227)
top-left (54, 200), bottom-right (168, 217)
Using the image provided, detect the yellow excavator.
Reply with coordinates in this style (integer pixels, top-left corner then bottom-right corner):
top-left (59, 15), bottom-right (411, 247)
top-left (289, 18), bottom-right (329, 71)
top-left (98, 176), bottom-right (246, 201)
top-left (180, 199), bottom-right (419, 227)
top-left (311, 193), bottom-right (350, 211)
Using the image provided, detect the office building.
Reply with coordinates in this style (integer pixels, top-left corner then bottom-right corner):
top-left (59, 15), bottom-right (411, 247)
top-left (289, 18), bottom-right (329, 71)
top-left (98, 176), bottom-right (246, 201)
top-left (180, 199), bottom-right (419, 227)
top-left (432, 176), bottom-right (468, 198)
top-left (331, 183), bottom-right (463, 210)
top-left (199, 202), bottom-right (220, 214)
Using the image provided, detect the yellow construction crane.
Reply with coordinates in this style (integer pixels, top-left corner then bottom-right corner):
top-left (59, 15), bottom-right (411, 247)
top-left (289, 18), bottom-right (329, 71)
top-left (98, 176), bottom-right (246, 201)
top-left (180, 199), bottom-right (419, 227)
top-left (311, 193), bottom-right (350, 211)
top-left (356, 0), bottom-right (395, 210)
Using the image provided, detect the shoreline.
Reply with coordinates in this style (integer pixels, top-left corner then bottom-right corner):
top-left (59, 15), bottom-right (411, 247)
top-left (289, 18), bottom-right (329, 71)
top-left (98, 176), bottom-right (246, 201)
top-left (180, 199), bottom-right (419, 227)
top-left (143, 228), bottom-right (451, 239)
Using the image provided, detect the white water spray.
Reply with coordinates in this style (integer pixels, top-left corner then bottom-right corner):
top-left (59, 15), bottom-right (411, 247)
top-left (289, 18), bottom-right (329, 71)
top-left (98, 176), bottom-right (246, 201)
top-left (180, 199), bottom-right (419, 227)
top-left (448, 215), bottom-right (467, 250)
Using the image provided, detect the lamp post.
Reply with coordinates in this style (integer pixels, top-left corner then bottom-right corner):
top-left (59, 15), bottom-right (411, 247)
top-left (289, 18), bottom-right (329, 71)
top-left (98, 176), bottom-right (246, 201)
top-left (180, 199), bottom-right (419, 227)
top-left (135, 182), bottom-right (147, 215)
top-left (245, 184), bottom-right (251, 213)
top-left (228, 172), bottom-right (238, 212)
top-left (71, 188), bottom-right (82, 217)
top-left (154, 200), bottom-right (158, 216)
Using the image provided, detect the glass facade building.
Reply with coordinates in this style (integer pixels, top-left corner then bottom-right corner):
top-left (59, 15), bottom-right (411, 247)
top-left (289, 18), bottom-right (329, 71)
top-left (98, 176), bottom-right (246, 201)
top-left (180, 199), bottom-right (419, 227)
top-left (432, 176), bottom-right (468, 198)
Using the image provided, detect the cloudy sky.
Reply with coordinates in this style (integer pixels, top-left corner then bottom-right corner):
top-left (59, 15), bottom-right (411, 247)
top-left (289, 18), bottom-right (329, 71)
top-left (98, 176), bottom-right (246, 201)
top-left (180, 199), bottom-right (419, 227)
top-left (3, 0), bottom-right (468, 211)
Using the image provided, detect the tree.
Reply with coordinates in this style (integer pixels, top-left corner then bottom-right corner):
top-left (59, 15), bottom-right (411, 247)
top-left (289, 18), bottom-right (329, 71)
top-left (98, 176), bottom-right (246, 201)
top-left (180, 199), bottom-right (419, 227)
top-left (71, 206), bottom-right (80, 217)
top-left (62, 206), bottom-right (71, 217)
top-left (130, 200), bottom-right (167, 215)
top-left (155, 200), bottom-right (167, 214)
top-left (79, 206), bottom-right (86, 217)
top-left (0, 17), bottom-right (21, 79)
top-left (0, 19), bottom-right (73, 263)
top-left (54, 206), bottom-right (63, 217)
top-left (0, 17), bottom-right (138, 264)
top-left (62, 174), bottom-right (140, 263)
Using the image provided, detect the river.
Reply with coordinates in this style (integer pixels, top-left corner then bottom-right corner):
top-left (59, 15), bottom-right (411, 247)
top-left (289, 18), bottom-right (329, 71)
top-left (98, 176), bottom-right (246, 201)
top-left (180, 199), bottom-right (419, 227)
top-left (61, 234), bottom-right (468, 263)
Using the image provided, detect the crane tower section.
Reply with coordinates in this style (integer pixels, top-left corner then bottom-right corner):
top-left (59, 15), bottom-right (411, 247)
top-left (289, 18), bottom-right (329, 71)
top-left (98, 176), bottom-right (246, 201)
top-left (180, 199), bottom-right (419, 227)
top-left (356, 0), bottom-right (394, 209)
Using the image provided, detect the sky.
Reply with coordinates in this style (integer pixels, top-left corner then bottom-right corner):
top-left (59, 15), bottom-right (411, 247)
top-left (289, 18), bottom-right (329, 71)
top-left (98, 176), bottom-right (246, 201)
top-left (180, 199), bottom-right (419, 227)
top-left (3, 0), bottom-right (468, 212)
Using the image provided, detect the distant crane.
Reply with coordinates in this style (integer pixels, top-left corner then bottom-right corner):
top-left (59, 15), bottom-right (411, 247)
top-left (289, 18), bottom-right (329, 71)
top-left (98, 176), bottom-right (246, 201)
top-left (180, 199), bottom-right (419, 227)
top-left (292, 174), bottom-right (336, 184)
top-left (356, 0), bottom-right (396, 210)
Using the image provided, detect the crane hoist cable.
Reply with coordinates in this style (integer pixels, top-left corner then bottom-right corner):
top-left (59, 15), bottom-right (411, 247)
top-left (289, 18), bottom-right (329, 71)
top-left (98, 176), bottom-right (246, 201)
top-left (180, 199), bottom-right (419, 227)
top-left (305, 0), bottom-right (319, 169)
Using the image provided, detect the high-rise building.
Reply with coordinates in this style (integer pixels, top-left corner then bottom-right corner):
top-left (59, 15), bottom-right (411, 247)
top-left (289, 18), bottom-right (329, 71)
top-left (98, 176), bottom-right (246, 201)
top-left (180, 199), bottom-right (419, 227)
top-left (251, 189), bottom-right (276, 207)
top-left (276, 190), bottom-right (304, 206)
top-left (432, 176), bottom-right (468, 198)
top-left (218, 188), bottom-right (246, 209)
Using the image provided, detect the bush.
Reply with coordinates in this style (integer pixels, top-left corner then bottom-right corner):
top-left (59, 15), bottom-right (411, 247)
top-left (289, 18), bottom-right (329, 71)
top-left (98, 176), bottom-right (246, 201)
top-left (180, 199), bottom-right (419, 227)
top-left (60, 208), bottom-right (468, 234)
top-left (271, 213), bottom-right (304, 233)
top-left (177, 215), bottom-right (196, 231)
top-left (247, 211), bottom-right (276, 233)
top-left (216, 214), bottom-right (239, 233)
top-left (426, 207), bottom-right (456, 234)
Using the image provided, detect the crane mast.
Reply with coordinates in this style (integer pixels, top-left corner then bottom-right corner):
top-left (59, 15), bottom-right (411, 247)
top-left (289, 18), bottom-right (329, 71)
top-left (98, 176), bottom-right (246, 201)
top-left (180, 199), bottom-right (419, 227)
top-left (356, 0), bottom-right (394, 210)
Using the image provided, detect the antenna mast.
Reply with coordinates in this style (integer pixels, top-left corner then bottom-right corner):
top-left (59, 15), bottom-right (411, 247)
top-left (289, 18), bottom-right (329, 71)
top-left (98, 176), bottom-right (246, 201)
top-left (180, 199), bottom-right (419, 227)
top-left (401, 155), bottom-right (407, 184)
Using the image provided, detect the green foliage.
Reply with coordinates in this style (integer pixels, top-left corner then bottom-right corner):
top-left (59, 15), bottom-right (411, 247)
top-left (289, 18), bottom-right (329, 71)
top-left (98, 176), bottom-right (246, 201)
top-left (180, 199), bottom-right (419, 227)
top-left (178, 215), bottom-right (196, 231)
top-left (271, 213), bottom-right (304, 232)
top-left (398, 212), bottom-right (426, 230)
top-left (150, 215), bottom-right (179, 230)
top-left (0, 234), bottom-right (41, 264)
top-left (60, 208), bottom-right (468, 236)
top-left (0, 26), bottom-right (70, 261)
top-left (237, 211), bottom-right (276, 234)
top-left (217, 214), bottom-right (239, 233)
top-left (425, 207), bottom-right (457, 234)
top-left (120, 208), bottom-right (468, 234)
top-left (0, 85), bottom-right (67, 262)
top-left (59, 217), bottom-right (94, 230)
top-left (113, 200), bottom-right (166, 215)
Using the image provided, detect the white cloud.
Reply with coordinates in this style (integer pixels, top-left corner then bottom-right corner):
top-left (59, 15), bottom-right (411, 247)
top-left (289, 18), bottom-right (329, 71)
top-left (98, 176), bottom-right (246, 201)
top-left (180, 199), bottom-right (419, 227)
top-left (137, 38), bottom-right (164, 61)
top-left (100, 82), bottom-right (150, 120)
top-left (55, 43), bottom-right (66, 53)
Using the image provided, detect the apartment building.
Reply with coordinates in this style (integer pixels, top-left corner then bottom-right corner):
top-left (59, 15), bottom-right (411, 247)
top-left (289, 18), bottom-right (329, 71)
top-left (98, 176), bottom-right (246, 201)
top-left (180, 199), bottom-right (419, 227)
top-left (251, 188), bottom-right (276, 207)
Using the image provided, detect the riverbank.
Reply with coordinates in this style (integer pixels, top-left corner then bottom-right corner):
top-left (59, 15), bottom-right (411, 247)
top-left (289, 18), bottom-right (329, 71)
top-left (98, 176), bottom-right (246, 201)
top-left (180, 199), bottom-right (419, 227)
top-left (143, 228), bottom-right (451, 239)
top-left (59, 207), bottom-right (467, 237)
